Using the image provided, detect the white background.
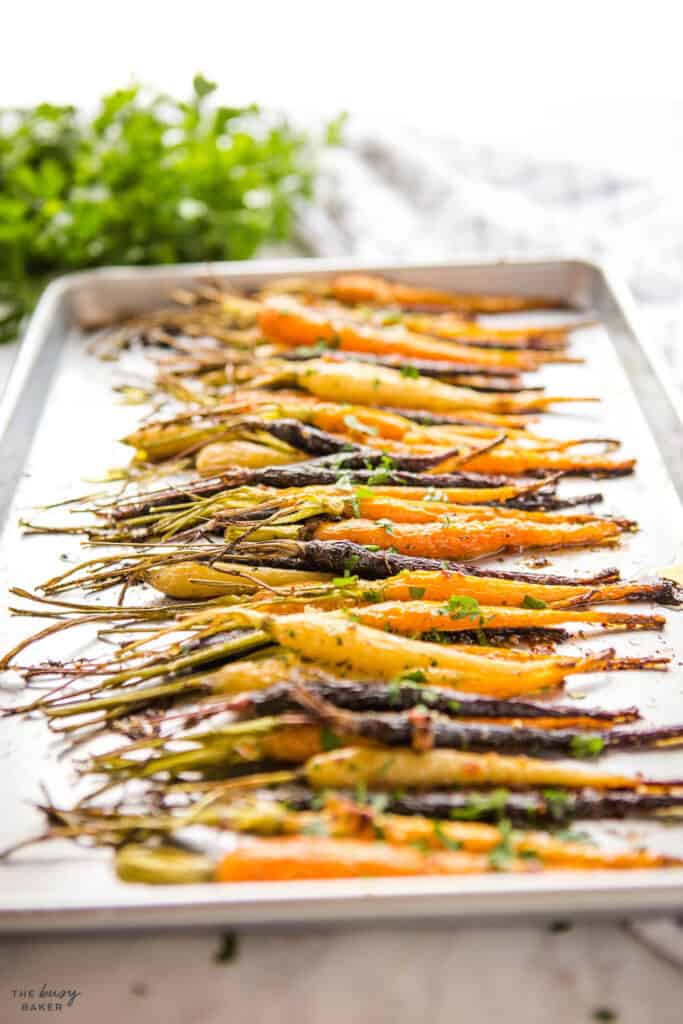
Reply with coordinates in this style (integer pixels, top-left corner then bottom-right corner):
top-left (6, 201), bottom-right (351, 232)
top-left (2, 0), bottom-right (683, 174)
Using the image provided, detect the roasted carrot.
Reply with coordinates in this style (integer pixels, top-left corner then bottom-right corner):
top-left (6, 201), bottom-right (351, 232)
top-left (259, 296), bottom-right (558, 371)
top-left (368, 483), bottom-right (559, 505)
top-left (229, 678), bottom-right (639, 729)
top-left (352, 496), bottom-right (628, 527)
top-left (262, 610), bottom-right (658, 697)
top-left (403, 313), bottom-right (578, 348)
top-left (462, 448), bottom-right (635, 477)
top-left (215, 835), bottom-right (538, 881)
top-left (351, 600), bottom-right (663, 636)
top-left (270, 785), bottom-right (683, 827)
top-left (311, 516), bottom-right (625, 559)
top-left (226, 797), bottom-right (673, 869)
top-left (329, 273), bottom-right (561, 314)
top-left (144, 562), bottom-right (330, 601)
top-left (195, 441), bottom-right (306, 475)
top-left (304, 746), bottom-right (672, 792)
top-left (116, 838), bottom-right (524, 884)
top-left (116, 845), bottom-right (215, 884)
top-left (280, 359), bottom-right (593, 417)
top-left (378, 568), bottom-right (670, 609)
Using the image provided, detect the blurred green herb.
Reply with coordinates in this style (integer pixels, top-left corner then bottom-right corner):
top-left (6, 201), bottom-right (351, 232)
top-left (214, 932), bottom-right (239, 964)
top-left (0, 75), bottom-right (340, 342)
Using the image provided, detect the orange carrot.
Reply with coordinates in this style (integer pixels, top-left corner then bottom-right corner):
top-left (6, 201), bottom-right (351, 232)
top-left (312, 517), bottom-right (624, 559)
top-left (369, 484), bottom-right (549, 505)
top-left (464, 449), bottom-right (636, 477)
top-left (404, 313), bottom-right (575, 348)
top-left (357, 434), bottom-right (634, 477)
top-left (329, 273), bottom-right (561, 313)
top-left (378, 568), bottom-right (663, 609)
top-left (309, 798), bottom-right (673, 868)
top-left (354, 496), bottom-right (625, 528)
top-left (259, 296), bottom-right (558, 370)
top-left (265, 610), bottom-right (658, 697)
top-left (352, 600), bottom-right (663, 635)
top-left (214, 834), bottom-right (533, 881)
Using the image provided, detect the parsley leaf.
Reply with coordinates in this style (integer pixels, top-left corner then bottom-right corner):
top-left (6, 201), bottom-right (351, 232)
top-left (332, 575), bottom-right (359, 588)
top-left (569, 735), bottom-right (605, 759)
top-left (321, 727), bottom-right (343, 751)
top-left (522, 594), bottom-right (548, 609)
top-left (433, 820), bottom-right (462, 851)
top-left (214, 932), bottom-right (239, 964)
top-left (450, 789), bottom-right (509, 821)
top-left (442, 595), bottom-right (482, 620)
top-left (0, 78), bottom-right (334, 343)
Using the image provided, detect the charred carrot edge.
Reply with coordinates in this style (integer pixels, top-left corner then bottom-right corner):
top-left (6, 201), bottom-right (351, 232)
top-left (270, 783), bottom-right (683, 827)
top-left (227, 678), bottom-right (640, 728)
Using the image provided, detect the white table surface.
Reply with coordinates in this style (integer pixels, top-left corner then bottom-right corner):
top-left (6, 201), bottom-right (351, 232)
top-left (3, 99), bottom-right (683, 1021)
top-left (2, 921), bottom-right (683, 1023)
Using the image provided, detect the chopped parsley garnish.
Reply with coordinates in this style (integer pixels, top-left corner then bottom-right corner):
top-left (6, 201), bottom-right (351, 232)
top-left (450, 789), bottom-right (509, 821)
top-left (332, 575), bottom-right (359, 588)
top-left (569, 735), bottom-right (605, 759)
top-left (400, 365), bottom-right (420, 379)
top-left (543, 789), bottom-right (573, 822)
top-left (554, 828), bottom-right (593, 844)
top-left (366, 454), bottom-right (396, 485)
top-left (292, 341), bottom-right (330, 358)
top-left (441, 595), bottom-right (482, 620)
top-left (353, 782), bottom-right (368, 805)
top-left (321, 727), bottom-right (343, 751)
top-left (488, 818), bottom-right (515, 870)
top-left (433, 820), bottom-right (462, 851)
top-left (369, 793), bottom-right (390, 813)
top-left (214, 932), bottom-right (239, 964)
top-left (522, 594), bottom-right (548, 609)
top-left (409, 586), bottom-right (426, 599)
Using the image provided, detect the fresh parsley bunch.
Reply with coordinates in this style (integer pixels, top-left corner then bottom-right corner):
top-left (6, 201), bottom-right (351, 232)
top-left (0, 74), bottom-right (341, 342)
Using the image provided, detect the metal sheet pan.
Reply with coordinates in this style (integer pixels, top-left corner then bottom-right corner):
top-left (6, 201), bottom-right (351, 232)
top-left (1, 257), bottom-right (683, 934)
